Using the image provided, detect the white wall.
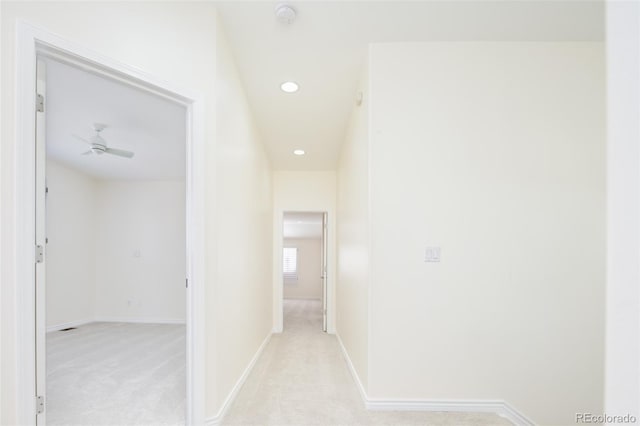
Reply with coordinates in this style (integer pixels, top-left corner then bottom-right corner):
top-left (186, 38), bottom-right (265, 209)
top-left (94, 180), bottom-right (186, 323)
top-left (605, 1), bottom-right (640, 418)
top-left (283, 238), bottom-right (322, 300)
top-left (210, 19), bottom-right (273, 419)
top-left (336, 62), bottom-right (370, 391)
top-left (273, 171), bottom-right (337, 333)
top-left (45, 163), bottom-right (185, 327)
top-left (366, 43), bottom-right (604, 425)
top-left (45, 160), bottom-right (97, 330)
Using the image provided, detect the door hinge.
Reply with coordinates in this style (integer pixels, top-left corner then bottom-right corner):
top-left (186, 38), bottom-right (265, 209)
top-left (35, 245), bottom-right (44, 263)
top-left (185, 278), bottom-right (189, 289)
top-left (36, 94), bottom-right (44, 113)
top-left (36, 395), bottom-right (44, 415)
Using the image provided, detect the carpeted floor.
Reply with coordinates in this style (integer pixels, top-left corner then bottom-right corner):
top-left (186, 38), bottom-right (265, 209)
top-left (46, 322), bottom-right (185, 425)
top-left (46, 303), bottom-right (514, 425)
top-left (222, 299), bottom-right (513, 426)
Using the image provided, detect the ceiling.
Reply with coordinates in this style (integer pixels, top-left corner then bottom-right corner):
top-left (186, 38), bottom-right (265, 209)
top-left (44, 2), bottom-right (604, 177)
top-left (45, 58), bottom-right (186, 181)
top-left (215, 0), bottom-right (604, 170)
top-left (284, 212), bottom-right (324, 238)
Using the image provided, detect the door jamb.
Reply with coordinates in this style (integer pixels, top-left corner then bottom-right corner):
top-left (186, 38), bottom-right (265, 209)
top-left (15, 21), bottom-right (206, 425)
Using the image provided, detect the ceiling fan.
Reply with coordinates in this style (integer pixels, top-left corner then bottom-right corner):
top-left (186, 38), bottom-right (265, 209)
top-left (73, 123), bottom-right (135, 158)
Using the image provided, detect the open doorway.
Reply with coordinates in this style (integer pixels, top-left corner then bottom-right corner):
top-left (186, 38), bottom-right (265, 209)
top-left (282, 212), bottom-right (328, 332)
top-left (15, 24), bottom-right (205, 425)
top-left (37, 56), bottom-right (187, 425)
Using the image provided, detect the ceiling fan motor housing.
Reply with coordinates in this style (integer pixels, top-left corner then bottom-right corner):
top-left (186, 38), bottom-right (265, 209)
top-left (75, 123), bottom-right (134, 158)
top-left (91, 145), bottom-right (106, 155)
top-left (91, 133), bottom-right (107, 154)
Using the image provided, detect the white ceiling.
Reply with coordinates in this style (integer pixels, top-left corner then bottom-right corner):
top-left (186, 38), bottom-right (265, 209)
top-left (45, 58), bottom-right (186, 181)
top-left (215, 0), bottom-right (604, 170)
top-left (44, 2), bottom-right (604, 176)
top-left (284, 212), bottom-right (324, 238)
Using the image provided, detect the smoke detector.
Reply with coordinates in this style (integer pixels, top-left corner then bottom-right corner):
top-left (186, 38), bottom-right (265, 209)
top-left (275, 4), bottom-right (296, 25)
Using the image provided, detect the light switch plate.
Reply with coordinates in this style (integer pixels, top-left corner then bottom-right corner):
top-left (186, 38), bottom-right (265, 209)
top-left (425, 247), bottom-right (441, 263)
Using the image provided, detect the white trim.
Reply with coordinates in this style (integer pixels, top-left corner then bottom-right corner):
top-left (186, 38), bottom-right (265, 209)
top-left (335, 333), bottom-right (369, 405)
top-left (365, 399), bottom-right (535, 426)
top-left (336, 334), bottom-right (535, 426)
top-left (500, 403), bottom-right (537, 426)
top-left (185, 87), bottom-right (207, 426)
top-left (205, 333), bottom-right (273, 426)
top-left (275, 209), bottom-right (336, 335)
top-left (46, 319), bottom-right (93, 333)
top-left (47, 318), bottom-right (187, 333)
top-left (274, 212), bottom-right (284, 333)
top-left (15, 20), bottom-right (206, 426)
top-left (93, 318), bottom-right (187, 325)
top-left (15, 19), bottom-right (39, 425)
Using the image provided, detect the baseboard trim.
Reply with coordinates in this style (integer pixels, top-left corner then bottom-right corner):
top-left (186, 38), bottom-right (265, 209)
top-left (365, 399), bottom-right (534, 425)
top-left (46, 318), bottom-right (93, 332)
top-left (47, 318), bottom-right (186, 332)
top-left (94, 317), bottom-right (186, 325)
top-left (205, 332), bottom-right (272, 426)
top-left (335, 333), bottom-right (535, 426)
top-left (336, 334), bottom-right (368, 405)
top-left (499, 402), bottom-right (536, 426)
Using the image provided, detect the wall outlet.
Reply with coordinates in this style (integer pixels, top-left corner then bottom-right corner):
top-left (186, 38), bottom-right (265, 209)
top-left (425, 247), bottom-right (441, 263)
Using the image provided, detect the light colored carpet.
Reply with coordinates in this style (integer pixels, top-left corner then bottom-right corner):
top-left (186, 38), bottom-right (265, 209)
top-left (222, 299), bottom-right (513, 426)
top-left (46, 322), bottom-right (185, 426)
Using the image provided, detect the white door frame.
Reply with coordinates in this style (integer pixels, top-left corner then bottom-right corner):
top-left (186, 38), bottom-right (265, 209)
top-left (15, 21), bottom-right (206, 425)
top-left (275, 210), bottom-right (334, 334)
top-left (321, 212), bottom-right (328, 332)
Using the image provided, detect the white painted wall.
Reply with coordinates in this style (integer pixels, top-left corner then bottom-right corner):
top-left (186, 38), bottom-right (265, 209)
top-left (366, 42), bottom-right (605, 425)
top-left (605, 1), bottom-right (640, 418)
top-left (45, 162), bottom-right (185, 327)
top-left (283, 238), bottom-right (322, 300)
top-left (273, 171), bottom-right (337, 333)
top-left (210, 19), bottom-right (273, 419)
top-left (94, 180), bottom-right (186, 323)
top-left (336, 62), bottom-right (370, 391)
top-left (45, 160), bottom-right (97, 330)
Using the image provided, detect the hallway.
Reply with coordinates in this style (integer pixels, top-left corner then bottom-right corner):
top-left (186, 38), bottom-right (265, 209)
top-left (222, 299), bottom-right (512, 425)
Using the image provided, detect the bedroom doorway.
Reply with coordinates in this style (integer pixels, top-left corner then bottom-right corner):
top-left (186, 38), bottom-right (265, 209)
top-left (282, 212), bottom-right (328, 332)
top-left (36, 56), bottom-right (187, 425)
top-left (16, 23), bottom-right (205, 425)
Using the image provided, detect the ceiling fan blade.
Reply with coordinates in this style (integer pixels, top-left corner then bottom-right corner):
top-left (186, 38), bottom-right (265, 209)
top-left (72, 134), bottom-right (92, 145)
top-left (104, 147), bottom-right (134, 158)
top-left (81, 150), bottom-right (93, 156)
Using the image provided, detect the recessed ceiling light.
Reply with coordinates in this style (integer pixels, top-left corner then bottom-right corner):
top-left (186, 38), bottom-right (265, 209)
top-left (293, 149), bottom-right (305, 156)
top-left (281, 81), bottom-right (299, 93)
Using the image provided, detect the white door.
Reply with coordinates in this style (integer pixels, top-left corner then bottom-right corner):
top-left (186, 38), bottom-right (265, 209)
top-left (321, 212), bottom-right (328, 332)
top-left (35, 58), bottom-right (47, 424)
